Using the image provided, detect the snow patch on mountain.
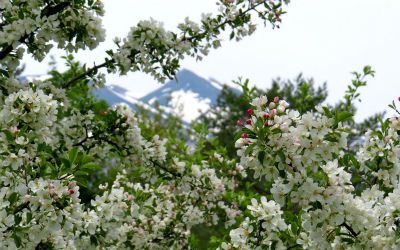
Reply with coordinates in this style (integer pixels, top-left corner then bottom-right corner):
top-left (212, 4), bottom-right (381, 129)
top-left (168, 89), bottom-right (212, 123)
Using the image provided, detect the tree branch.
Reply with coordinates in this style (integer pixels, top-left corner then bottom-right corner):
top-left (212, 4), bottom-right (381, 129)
top-left (349, 171), bottom-right (372, 188)
top-left (62, 61), bottom-right (111, 89)
top-left (341, 222), bottom-right (358, 238)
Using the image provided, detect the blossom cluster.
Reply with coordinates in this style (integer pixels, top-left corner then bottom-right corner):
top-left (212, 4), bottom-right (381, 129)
top-left (109, 0), bottom-right (286, 83)
top-left (221, 95), bottom-right (400, 249)
top-left (0, 0), bottom-right (105, 71)
top-left (0, 0), bottom-right (294, 248)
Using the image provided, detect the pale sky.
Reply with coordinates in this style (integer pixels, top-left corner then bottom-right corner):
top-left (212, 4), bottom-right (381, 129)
top-left (22, 1), bottom-right (400, 123)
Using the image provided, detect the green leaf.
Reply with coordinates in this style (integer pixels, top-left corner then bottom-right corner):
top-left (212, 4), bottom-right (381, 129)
top-left (26, 212), bottom-right (33, 224)
top-left (81, 163), bottom-right (102, 171)
top-left (244, 143), bottom-right (256, 156)
top-left (230, 31), bottom-right (235, 40)
top-left (258, 151), bottom-right (265, 164)
top-left (69, 146), bottom-right (79, 164)
top-left (74, 170), bottom-right (89, 176)
top-left (291, 222), bottom-right (298, 235)
top-left (82, 153), bottom-right (95, 165)
top-left (256, 117), bottom-right (263, 129)
top-left (19, 125), bottom-right (29, 134)
top-left (13, 234), bottom-right (22, 248)
top-left (8, 192), bottom-right (18, 206)
top-left (144, 205), bottom-right (156, 213)
top-left (279, 169), bottom-right (286, 178)
top-left (2, 129), bottom-right (14, 141)
top-left (74, 177), bottom-right (89, 188)
top-left (337, 111), bottom-right (354, 123)
top-left (277, 150), bottom-right (286, 163)
top-left (0, 68), bottom-right (10, 77)
top-left (90, 235), bottom-right (98, 246)
top-left (322, 107), bottom-right (332, 118)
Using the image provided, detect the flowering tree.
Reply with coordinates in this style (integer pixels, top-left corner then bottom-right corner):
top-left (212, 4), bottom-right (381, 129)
top-left (4, 0), bottom-right (399, 249)
top-left (0, 0), bottom-right (288, 249)
top-left (219, 66), bottom-right (400, 249)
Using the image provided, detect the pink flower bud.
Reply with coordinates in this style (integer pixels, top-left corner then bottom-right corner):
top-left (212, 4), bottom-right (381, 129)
top-left (245, 119), bottom-right (251, 124)
top-left (270, 109), bottom-right (277, 117)
top-left (54, 195), bottom-right (60, 200)
top-left (69, 190), bottom-right (75, 195)
top-left (11, 126), bottom-right (18, 134)
top-left (263, 113), bottom-right (269, 120)
top-left (237, 120), bottom-right (243, 126)
top-left (247, 109), bottom-right (253, 115)
top-left (68, 181), bottom-right (76, 189)
top-left (264, 122), bottom-right (269, 127)
top-left (241, 133), bottom-right (248, 138)
top-left (99, 110), bottom-right (103, 114)
top-left (274, 96), bottom-right (279, 102)
top-left (269, 102), bottom-right (276, 109)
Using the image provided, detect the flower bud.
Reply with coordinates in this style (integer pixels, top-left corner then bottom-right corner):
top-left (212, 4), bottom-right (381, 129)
top-left (245, 119), bottom-right (251, 124)
top-left (269, 102), bottom-right (276, 109)
top-left (277, 105), bottom-right (285, 113)
top-left (274, 96), bottom-right (279, 102)
top-left (11, 126), bottom-right (18, 134)
top-left (264, 122), bottom-right (269, 127)
top-left (69, 190), bottom-right (75, 195)
top-left (263, 113), bottom-right (269, 120)
top-left (247, 109), bottom-right (253, 115)
top-left (63, 188), bottom-right (70, 196)
top-left (68, 181), bottom-right (77, 189)
top-left (237, 120), bottom-right (243, 126)
top-left (241, 133), bottom-right (248, 138)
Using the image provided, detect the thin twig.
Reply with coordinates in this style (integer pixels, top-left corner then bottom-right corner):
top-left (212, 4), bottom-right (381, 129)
top-left (62, 61), bottom-right (110, 89)
top-left (349, 171), bottom-right (372, 188)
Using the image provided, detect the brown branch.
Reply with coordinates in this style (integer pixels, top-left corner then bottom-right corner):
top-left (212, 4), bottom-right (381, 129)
top-left (349, 171), bottom-right (372, 188)
top-left (341, 222), bottom-right (358, 238)
top-left (62, 61), bottom-right (111, 89)
top-left (287, 244), bottom-right (300, 250)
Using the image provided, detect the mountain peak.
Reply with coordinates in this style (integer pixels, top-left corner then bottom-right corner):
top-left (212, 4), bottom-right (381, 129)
top-left (94, 69), bottom-right (240, 123)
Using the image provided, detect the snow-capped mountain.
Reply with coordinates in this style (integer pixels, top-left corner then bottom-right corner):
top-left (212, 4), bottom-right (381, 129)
top-left (19, 69), bottom-right (242, 124)
top-left (94, 69), bottom-right (241, 123)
